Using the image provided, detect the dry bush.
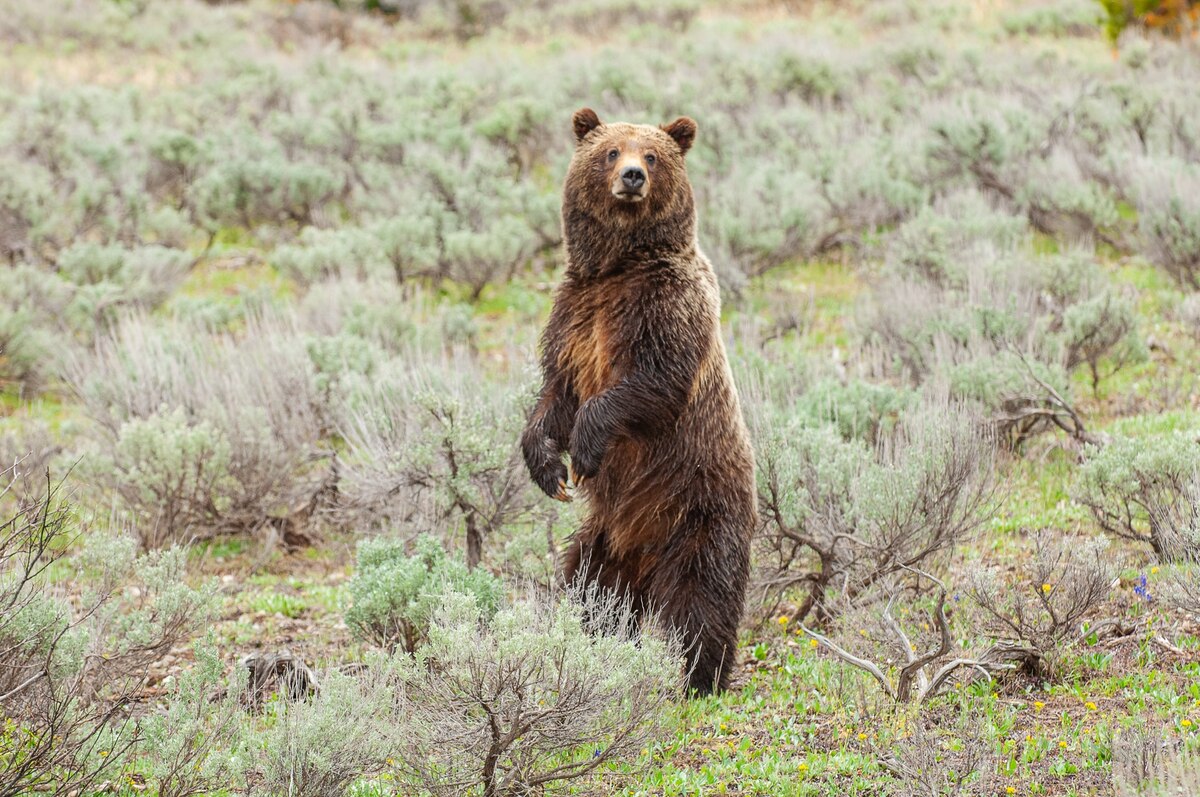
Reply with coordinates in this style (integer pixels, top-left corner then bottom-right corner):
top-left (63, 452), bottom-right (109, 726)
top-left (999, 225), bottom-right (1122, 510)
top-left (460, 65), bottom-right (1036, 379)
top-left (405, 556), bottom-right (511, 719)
top-left (390, 586), bottom-right (681, 796)
top-left (802, 569), bottom-right (1014, 704)
top-left (877, 710), bottom-right (998, 795)
top-left (66, 314), bottom-right (332, 548)
top-left (754, 401), bottom-right (993, 625)
top-left (968, 532), bottom-right (1116, 679)
top-left (0, 469), bottom-right (213, 795)
top-left (1165, 562), bottom-right (1200, 618)
top-left (1112, 723), bottom-right (1198, 796)
top-left (338, 357), bottom-right (543, 570)
top-left (1179, 294), bottom-right (1200, 340)
top-left (1128, 157), bottom-right (1200, 290)
top-left (862, 209), bottom-right (1143, 445)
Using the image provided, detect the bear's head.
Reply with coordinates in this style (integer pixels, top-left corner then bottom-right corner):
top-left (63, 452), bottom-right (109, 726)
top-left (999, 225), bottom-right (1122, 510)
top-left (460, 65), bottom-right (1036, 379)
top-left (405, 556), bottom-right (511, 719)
top-left (563, 108), bottom-right (697, 232)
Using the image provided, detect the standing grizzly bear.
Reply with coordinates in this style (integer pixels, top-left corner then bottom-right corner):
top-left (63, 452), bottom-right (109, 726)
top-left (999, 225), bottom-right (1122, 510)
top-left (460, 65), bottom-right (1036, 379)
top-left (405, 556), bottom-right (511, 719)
top-left (521, 107), bottom-right (757, 694)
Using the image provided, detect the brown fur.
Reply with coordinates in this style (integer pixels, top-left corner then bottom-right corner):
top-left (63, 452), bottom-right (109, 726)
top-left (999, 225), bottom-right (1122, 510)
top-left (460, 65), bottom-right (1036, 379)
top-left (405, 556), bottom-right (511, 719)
top-left (521, 108), bottom-right (757, 694)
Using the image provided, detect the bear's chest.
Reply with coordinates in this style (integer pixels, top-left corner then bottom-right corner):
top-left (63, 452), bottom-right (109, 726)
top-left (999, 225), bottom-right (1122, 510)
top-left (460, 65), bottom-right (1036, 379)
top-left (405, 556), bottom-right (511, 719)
top-left (557, 293), bottom-right (619, 402)
top-left (556, 277), bottom-right (643, 400)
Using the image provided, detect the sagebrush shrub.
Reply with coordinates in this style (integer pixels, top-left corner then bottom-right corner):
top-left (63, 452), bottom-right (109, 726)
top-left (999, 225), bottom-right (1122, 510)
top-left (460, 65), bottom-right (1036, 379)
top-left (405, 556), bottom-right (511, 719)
top-left (339, 365), bottom-right (542, 569)
top-left (345, 534), bottom-right (503, 653)
top-left (98, 408), bottom-right (233, 548)
top-left (794, 378), bottom-right (916, 443)
top-left (390, 588), bottom-right (681, 796)
top-left (139, 635), bottom-right (246, 797)
top-left (754, 402), bottom-right (992, 623)
top-left (968, 532), bottom-right (1115, 678)
top-left (1129, 157), bottom-right (1200, 289)
top-left (69, 315), bottom-right (330, 545)
top-left (249, 658), bottom-right (404, 797)
top-left (1076, 432), bottom-right (1200, 559)
top-left (0, 471), bottom-right (213, 795)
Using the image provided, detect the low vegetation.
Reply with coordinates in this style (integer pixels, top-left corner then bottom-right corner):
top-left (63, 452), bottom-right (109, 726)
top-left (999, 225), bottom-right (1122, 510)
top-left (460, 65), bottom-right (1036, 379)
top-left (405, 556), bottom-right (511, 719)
top-left (1, 0), bottom-right (1199, 795)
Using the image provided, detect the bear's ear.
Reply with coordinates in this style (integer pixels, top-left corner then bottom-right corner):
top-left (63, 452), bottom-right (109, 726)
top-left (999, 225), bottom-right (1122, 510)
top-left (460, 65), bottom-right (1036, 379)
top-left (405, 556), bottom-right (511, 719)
top-left (661, 116), bottom-right (697, 155)
top-left (573, 108), bottom-right (602, 143)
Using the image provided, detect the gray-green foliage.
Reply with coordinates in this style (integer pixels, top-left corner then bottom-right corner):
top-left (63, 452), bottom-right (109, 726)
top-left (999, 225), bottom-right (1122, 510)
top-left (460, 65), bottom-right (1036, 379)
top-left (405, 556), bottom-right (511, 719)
top-left (99, 408), bottom-right (233, 548)
top-left (793, 378), bottom-right (916, 443)
top-left (345, 534), bottom-right (503, 653)
top-left (140, 636), bottom-right (246, 797)
top-left (248, 657), bottom-right (405, 797)
top-left (1, 0), bottom-right (1197, 414)
top-left (1075, 432), bottom-right (1200, 559)
top-left (390, 588), bottom-right (680, 796)
top-left (71, 315), bottom-right (330, 546)
top-left (339, 362), bottom-right (542, 569)
top-left (0, 472), bottom-right (213, 795)
top-left (0, 243), bottom-right (190, 390)
top-left (862, 196), bottom-right (1144, 445)
top-left (754, 403), bottom-right (992, 622)
top-left (1128, 157), bottom-right (1200, 290)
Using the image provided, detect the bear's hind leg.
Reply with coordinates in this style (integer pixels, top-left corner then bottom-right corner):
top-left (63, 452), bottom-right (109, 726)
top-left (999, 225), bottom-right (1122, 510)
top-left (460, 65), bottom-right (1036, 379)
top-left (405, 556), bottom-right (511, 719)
top-left (645, 510), bottom-right (750, 695)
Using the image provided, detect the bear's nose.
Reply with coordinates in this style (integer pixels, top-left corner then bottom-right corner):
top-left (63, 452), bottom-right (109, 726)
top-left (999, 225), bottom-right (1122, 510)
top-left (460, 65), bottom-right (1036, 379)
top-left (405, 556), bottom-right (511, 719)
top-left (620, 166), bottom-right (646, 191)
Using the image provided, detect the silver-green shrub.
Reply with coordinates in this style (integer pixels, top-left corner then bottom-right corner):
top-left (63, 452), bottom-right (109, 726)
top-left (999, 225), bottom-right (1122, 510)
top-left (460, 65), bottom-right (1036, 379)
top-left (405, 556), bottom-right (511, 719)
top-left (70, 315), bottom-right (330, 546)
top-left (345, 534), bottom-right (503, 653)
top-left (338, 360), bottom-right (543, 570)
top-left (794, 378), bottom-right (916, 443)
top-left (390, 588), bottom-right (681, 796)
top-left (754, 402), bottom-right (993, 623)
top-left (0, 471), bottom-right (213, 795)
top-left (140, 635), bottom-right (246, 797)
top-left (248, 657), bottom-right (405, 797)
top-left (1128, 157), bottom-right (1200, 290)
top-left (1076, 432), bottom-right (1200, 559)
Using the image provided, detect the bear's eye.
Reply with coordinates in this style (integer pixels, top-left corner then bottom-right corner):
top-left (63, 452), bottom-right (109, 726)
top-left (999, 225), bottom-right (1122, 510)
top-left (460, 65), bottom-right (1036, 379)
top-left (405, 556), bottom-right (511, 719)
top-left (645, 154), bottom-right (657, 166)
top-left (607, 149), bottom-right (619, 161)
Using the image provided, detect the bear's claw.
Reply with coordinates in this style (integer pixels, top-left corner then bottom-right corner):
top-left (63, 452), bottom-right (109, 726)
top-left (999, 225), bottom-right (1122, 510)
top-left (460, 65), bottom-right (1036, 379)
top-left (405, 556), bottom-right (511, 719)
top-left (554, 479), bottom-right (572, 503)
top-left (569, 462), bottom-right (587, 489)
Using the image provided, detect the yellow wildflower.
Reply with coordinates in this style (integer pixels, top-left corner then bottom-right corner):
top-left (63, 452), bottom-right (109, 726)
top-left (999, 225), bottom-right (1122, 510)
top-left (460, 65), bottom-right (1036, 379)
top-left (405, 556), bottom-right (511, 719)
top-left (809, 639), bottom-right (819, 649)
top-left (1033, 701), bottom-right (1045, 711)
top-left (1085, 701), bottom-right (1097, 711)
top-left (857, 732), bottom-right (868, 741)
top-left (798, 762), bottom-right (808, 772)
top-left (1042, 583), bottom-right (1053, 594)
top-left (778, 616), bottom-right (789, 627)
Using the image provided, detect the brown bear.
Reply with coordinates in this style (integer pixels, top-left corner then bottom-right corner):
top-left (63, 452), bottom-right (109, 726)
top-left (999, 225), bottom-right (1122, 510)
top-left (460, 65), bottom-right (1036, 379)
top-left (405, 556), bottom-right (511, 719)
top-left (520, 107), bottom-right (757, 694)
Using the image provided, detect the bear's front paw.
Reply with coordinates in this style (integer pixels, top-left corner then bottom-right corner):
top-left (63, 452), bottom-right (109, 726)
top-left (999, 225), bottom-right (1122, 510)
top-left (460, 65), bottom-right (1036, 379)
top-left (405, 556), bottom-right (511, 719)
top-left (532, 450), bottom-right (571, 502)
top-left (522, 429), bottom-right (571, 502)
top-left (566, 408), bottom-right (604, 482)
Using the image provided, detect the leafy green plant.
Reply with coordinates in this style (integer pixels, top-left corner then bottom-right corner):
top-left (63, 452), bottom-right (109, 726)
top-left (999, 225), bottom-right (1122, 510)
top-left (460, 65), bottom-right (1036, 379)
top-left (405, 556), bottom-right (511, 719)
top-left (345, 534), bottom-right (503, 653)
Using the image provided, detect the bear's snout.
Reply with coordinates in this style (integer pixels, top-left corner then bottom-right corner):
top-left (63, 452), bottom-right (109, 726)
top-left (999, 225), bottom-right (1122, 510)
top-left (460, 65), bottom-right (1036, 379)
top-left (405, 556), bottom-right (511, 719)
top-left (612, 163), bottom-right (647, 202)
top-left (620, 166), bottom-right (645, 191)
